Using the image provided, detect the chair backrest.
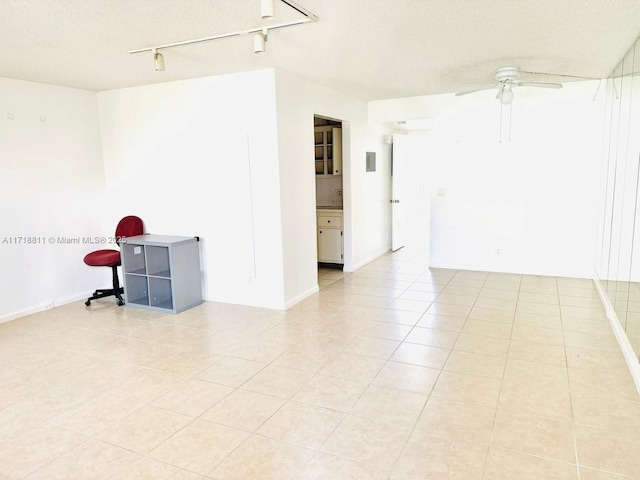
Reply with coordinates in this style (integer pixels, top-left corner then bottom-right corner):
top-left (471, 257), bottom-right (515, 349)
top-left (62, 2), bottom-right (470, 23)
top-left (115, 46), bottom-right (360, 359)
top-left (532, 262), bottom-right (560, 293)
top-left (115, 216), bottom-right (144, 243)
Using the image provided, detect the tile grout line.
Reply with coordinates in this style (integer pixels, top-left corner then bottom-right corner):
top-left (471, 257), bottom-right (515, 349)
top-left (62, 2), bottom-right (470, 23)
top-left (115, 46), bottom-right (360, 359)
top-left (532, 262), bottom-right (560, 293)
top-left (304, 251), bottom-right (433, 477)
top-left (478, 272), bottom-right (519, 480)
top-left (6, 252), bottom-right (636, 480)
top-left (382, 263), bottom-right (460, 477)
top-left (558, 278), bottom-right (582, 480)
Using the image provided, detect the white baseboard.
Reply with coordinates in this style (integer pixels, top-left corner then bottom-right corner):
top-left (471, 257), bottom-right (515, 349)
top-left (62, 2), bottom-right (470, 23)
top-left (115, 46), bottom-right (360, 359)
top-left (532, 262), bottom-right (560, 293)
top-left (593, 276), bottom-right (640, 395)
top-left (285, 249), bottom-right (391, 309)
top-left (55, 292), bottom-right (92, 307)
top-left (284, 285), bottom-right (319, 310)
top-left (427, 261), bottom-right (469, 271)
top-left (0, 292), bottom-right (92, 325)
top-left (346, 248), bottom-right (391, 272)
top-left (0, 304), bottom-right (48, 325)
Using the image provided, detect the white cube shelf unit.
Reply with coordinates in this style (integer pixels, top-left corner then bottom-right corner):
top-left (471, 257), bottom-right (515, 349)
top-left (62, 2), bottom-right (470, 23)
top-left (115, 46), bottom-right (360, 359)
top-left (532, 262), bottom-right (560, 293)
top-left (121, 234), bottom-right (202, 314)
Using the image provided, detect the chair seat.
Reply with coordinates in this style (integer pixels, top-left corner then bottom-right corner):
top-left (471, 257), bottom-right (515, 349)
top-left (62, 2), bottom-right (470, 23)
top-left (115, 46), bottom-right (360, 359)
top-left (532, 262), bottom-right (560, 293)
top-left (83, 215), bottom-right (143, 307)
top-left (83, 249), bottom-right (121, 267)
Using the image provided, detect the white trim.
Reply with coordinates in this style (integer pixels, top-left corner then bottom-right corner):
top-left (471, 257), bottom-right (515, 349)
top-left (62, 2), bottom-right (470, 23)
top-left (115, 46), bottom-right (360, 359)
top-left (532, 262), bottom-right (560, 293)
top-left (285, 285), bottom-right (319, 309)
top-left (0, 304), bottom-right (48, 324)
top-left (593, 276), bottom-right (640, 395)
top-left (54, 292), bottom-right (93, 308)
top-left (0, 292), bottom-right (91, 325)
top-left (346, 248), bottom-right (390, 272)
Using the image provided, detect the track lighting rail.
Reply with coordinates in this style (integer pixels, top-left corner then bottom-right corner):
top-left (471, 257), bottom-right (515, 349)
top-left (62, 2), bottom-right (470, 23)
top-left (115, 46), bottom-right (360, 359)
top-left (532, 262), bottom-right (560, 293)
top-left (128, 0), bottom-right (317, 60)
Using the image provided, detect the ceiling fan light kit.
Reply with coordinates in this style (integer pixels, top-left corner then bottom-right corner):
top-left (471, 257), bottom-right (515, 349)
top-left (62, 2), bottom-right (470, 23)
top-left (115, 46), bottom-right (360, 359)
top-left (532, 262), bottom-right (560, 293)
top-left (129, 0), bottom-right (317, 70)
top-left (454, 66), bottom-right (564, 143)
top-left (455, 66), bottom-right (563, 104)
top-left (498, 84), bottom-right (514, 105)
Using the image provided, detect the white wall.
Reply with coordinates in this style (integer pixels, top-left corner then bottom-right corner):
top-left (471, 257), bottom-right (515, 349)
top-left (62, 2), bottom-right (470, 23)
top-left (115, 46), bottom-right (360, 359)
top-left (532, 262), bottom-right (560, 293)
top-left (347, 121), bottom-right (394, 271)
top-left (1, 67), bottom-right (395, 318)
top-left (0, 77), bottom-right (106, 321)
top-left (1, 70), bottom-right (605, 322)
top-left (97, 69), bottom-right (287, 309)
top-left (273, 70), bottom-right (392, 306)
top-left (370, 81), bottom-right (604, 278)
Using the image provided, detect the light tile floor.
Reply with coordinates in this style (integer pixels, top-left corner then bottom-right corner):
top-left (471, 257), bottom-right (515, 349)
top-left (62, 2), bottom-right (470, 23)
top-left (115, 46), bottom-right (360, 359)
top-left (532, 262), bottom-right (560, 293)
top-left (1, 247), bottom-right (639, 479)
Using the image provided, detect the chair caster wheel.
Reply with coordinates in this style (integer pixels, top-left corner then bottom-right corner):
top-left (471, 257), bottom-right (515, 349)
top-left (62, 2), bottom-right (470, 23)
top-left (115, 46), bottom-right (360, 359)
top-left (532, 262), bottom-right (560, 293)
top-left (85, 300), bottom-right (91, 306)
top-left (117, 299), bottom-right (124, 306)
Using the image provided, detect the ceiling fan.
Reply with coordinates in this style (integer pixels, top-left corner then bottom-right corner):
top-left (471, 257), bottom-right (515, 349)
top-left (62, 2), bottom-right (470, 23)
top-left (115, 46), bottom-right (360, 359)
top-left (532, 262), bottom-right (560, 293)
top-left (455, 67), bottom-right (562, 104)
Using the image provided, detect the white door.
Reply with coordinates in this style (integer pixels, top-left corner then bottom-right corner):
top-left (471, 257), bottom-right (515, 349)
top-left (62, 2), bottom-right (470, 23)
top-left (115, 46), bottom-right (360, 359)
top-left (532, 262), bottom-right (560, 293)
top-left (391, 134), bottom-right (410, 251)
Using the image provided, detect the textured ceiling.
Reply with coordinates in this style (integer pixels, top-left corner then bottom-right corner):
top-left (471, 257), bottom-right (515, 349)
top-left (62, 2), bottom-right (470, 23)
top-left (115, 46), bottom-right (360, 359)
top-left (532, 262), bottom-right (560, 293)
top-left (1, 0), bottom-right (640, 100)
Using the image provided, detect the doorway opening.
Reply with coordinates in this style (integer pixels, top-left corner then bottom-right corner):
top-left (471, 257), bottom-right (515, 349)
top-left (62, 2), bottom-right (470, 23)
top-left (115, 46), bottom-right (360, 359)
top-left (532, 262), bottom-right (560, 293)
top-left (314, 115), bottom-right (346, 288)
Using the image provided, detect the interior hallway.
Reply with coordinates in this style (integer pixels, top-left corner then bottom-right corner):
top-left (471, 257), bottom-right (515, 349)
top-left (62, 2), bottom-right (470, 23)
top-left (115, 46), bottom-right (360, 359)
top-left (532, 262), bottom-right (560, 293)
top-left (0, 247), bottom-right (638, 479)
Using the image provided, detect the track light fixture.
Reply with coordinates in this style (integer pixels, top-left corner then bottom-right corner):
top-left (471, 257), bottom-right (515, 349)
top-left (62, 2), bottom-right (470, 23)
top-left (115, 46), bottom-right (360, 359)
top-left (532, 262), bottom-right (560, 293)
top-left (153, 49), bottom-right (165, 72)
top-left (261, 0), bottom-right (275, 18)
top-left (129, 0), bottom-right (317, 68)
top-left (253, 30), bottom-right (267, 53)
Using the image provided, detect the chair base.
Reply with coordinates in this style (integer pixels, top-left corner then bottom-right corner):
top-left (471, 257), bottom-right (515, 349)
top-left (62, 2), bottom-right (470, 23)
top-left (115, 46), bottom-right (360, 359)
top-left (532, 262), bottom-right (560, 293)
top-left (85, 265), bottom-right (125, 307)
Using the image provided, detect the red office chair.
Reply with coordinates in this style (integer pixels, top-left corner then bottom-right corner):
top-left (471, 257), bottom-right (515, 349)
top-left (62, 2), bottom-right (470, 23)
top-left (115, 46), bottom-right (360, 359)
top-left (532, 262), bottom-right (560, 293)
top-left (84, 215), bottom-right (144, 307)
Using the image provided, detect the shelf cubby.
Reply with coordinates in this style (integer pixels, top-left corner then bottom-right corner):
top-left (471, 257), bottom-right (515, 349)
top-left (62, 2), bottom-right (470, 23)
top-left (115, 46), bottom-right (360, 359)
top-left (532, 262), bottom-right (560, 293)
top-left (121, 234), bottom-right (202, 314)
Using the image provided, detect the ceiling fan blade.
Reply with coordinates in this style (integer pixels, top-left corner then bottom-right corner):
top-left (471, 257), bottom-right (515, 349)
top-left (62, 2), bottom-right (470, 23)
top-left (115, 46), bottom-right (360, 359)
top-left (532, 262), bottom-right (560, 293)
top-left (517, 82), bottom-right (562, 89)
top-left (454, 84), bottom-right (499, 96)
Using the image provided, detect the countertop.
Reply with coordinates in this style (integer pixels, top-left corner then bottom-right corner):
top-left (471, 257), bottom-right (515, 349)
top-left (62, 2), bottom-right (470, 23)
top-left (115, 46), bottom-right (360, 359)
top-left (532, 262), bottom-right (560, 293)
top-left (316, 206), bottom-right (343, 211)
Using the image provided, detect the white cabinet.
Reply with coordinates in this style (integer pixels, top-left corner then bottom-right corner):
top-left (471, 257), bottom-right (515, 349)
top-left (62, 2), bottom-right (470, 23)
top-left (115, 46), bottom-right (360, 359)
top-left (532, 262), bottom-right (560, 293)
top-left (317, 210), bottom-right (343, 264)
top-left (314, 126), bottom-right (342, 176)
top-left (121, 234), bottom-right (202, 314)
top-left (318, 228), bottom-right (343, 263)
